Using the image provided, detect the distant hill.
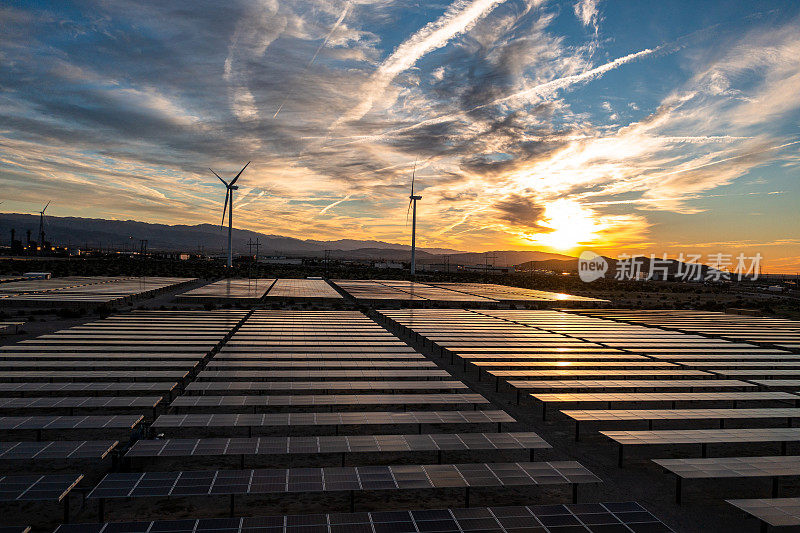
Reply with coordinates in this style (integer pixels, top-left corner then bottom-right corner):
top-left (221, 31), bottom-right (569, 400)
top-left (0, 213), bottom-right (571, 265)
top-left (434, 250), bottom-right (573, 267)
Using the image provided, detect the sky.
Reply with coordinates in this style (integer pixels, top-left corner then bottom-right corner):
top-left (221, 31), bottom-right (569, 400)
top-left (1, 0), bottom-right (799, 272)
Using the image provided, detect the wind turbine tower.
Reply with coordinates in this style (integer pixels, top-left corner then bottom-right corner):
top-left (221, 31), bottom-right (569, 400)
top-left (38, 201), bottom-right (50, 252)
top-left (210, 162), bottom-right (250, 268)
top-left (406, 161), bottom-right (422, 276)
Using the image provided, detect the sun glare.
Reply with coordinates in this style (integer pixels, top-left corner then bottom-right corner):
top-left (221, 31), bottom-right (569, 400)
top-left (533, 199), bottom-right (598, 250)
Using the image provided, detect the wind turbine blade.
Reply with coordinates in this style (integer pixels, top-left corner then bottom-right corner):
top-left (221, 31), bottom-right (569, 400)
top-left (230, 161), bottom-right (250, 186)
top-left (210, 169), bottom-right (228, 186)
top-left (43, 200), bottom-right (51, 213)
top-left (221, 190), bottom-right (230, 228)
top-left (406, 199), bottom-right (412, 224)
top-left (410, 158), bottom-right (417, 196)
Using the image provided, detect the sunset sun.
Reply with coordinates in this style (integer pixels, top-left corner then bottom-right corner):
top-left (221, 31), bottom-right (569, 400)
top-left (533, 199), bottom-right (598, 251)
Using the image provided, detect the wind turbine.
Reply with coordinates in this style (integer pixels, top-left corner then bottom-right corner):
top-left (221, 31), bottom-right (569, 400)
top-left (406, 160), bottom-right (422, 276)
top-left (38, 201), bottom-right (50, 252)
top-left (210, 162), bottom-right (250, 268)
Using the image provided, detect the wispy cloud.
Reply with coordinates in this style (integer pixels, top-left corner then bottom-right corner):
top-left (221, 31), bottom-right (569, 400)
top-left (574, 0), bottom-right (600, 34)
top-left (333, 0), bottom-right (513, 128)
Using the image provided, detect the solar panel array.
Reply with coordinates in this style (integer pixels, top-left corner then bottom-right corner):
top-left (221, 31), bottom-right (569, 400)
top-left (572, 309), bottom-right (800, 352)
top-left (0, 474), bottom-right (83, 501)
top-left (0, 276), bottom-right (194, 306)
top-left (176, 279), bottom-right (276, 303)
top-left (89, 462), bottom-right (598, 499)
top-left (0, 306), bottom-right (691, 530)
top-left (331, 280), bottom-right (608, 305)
top-left (125, 432), bottom-right (551, 458)
top-left (152, 410), bottom-right (514, 431)
top-left (0, 440), bottom-right (118, 460)
top-left (428, 283), bottom-right (605, 304)
top-left (265, 279), bottom-right (343, 299)
top-left (0, 310), bottom-right (247, 528)
top-left (56, 502), bottom-right (670, 533)
top-left (726, 497), bottom-right (800, 528)
top-left (378, 307), bottom-right (800, 523)
top-left (49, 309), bottom-right (613, 528)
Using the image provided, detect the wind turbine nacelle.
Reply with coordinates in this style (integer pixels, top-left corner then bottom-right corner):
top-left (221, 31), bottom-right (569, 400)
top-left (231, 186), bottom-right (239, 190)
top-left (410, 195), bottom-right (422, 200)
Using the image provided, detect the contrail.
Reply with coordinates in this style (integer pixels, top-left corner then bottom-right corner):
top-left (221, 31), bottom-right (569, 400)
top-left (649, 139), bottom-right (800, 179)
top-left (319, 194), bottom-right (352, 215)
top-left (274, 2), bottom-right (352, 119)
top-left (332, 0), bottom-right (513, 129)
top-left (488, 47), bottom-right (657, 108)
top-left (323, 46), bottom-right (662, 148)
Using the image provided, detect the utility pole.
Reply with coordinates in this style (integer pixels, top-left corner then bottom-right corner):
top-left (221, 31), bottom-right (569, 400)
top-left (246, 238), bottom-right (261, 262)
top-left (324, 249), bottom-right (331, 276)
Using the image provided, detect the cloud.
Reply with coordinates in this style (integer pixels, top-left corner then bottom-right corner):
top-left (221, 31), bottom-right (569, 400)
top-left (574, 0), bottom-right (600, 34)
top-left (224, 0), bottom-right (287, 122)
top-left (494, 193), bottom-right (550, 229)
top-left (333, 0), bottom-right (513, 127)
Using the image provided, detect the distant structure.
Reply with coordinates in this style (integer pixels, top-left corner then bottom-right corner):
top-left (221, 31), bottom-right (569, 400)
top-left (406, 160), bottom-right (422, 276)
top-left (210, 162), bottom-right (250, 268)
top-left (38, 200), bottom-right (50, 253)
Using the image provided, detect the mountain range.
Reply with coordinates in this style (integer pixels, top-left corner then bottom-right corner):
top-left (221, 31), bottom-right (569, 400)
top-left (0, 213), bottom-right (573, 266)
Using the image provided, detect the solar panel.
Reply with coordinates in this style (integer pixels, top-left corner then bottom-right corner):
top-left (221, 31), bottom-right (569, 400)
top-left (125, 433), bottom-right (551, 458)
top-left (88, 462), bottom-right (599, 499)
top-left (489, 370), bottom-right (709, 377)
top-left (215, 352), bottom-right (425, 360)
top-left (196, 370), bottom-right (450, 379)
top-left (0, 277), bottom-right (194, 306)
top-left (0, 370), bottom-right (188, 381)
top-left (533, 391), bottom-right (799, 420)
top-left (0, 352), bottom-right (204, 360)
top-left (533, 391), bottom-right (798, 404)
top-left (653, 455), bottom-right (800, 504)
top-left (220, 346), bottom-right (418, 353)
top-left (185, 381), bottom-right (468, 393)
top-left (0, 396), bottom-right (162, 412)
top-left (0, 415), bottom-right (143, 431)
top-left (602, 427), bottom-right (800, 446)
top-left (655, 455), bottom-right (800, 479)
top-left (176, 279), bottom-right (275, 302)
top-left (152, 410), bottom-right (515, 430)
top-left (562, 408), bottom-right (800, 422)
top-left (0, 360), bottom-right (196, 369)
top-left (169, 394), bottom-right (489, 410)
top-left (0, 441), bottom-right (118, 460)
top-left (752, 380), bottom-right (800, 388)
top-left (727, 497), bottom-right (800, 528)
top-left (265, 279), bottom-right (344, 299)
top-left (0, 474), bottom-right (83, 502)
top-left (509, 379), bottom-right (753, 390)
top-left (206, 360), bottom-right (437, 368)
top-left (54, 502), bottom-right (673, 533)
top-left (0, 382), bottom-right (177, 394)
